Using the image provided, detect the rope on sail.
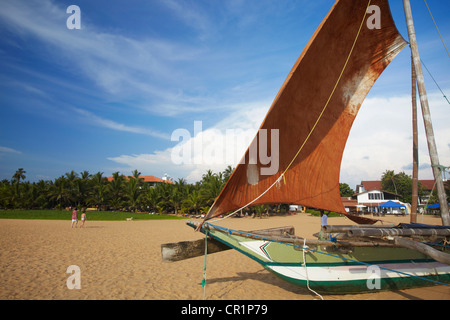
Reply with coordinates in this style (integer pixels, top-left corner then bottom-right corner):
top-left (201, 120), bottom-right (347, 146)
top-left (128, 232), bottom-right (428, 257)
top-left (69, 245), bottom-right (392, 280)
top-left (423, 0), bottom-right (450, 59)
top-left (280, 0), bottom-right (372, 180)
top-left (210, 0), bottom-right (372, 223)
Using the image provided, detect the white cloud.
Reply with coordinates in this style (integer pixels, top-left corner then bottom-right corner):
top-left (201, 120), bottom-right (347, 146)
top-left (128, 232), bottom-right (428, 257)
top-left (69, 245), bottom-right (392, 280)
top-left (0, 0), bottom-right (209, 116)
top-left (72, 107), bottom-right (170, 140)
top-left (0, 146), bottom-right (22, 154)
top-left (107, 100), bottom-right (270, 182)
top-left (159, 0), bottom-right (213, 40)
top-left (107, 91), bottom-right (450, 186)
top-left (341, 91), bottom-right (450, 188)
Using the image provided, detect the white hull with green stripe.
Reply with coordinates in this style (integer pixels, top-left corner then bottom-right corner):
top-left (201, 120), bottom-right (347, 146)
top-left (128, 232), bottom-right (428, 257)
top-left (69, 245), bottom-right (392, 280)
top-left (191, 222), bottom-right (450, 294)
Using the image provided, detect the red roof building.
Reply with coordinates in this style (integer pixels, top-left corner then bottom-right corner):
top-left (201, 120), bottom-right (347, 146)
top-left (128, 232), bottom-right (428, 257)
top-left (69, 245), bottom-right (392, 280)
top-left (106, 175), bottom-right (175, 185)
top-left (357, 180), bottom-right (436, 193)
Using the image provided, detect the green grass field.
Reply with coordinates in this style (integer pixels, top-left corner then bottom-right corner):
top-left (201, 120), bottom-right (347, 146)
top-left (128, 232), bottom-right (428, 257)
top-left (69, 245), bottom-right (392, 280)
top-left (0, 210), bottom-right (188, 221)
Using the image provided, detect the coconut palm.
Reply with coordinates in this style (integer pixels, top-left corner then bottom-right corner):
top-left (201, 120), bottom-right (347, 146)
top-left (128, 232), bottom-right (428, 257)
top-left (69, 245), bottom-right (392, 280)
top-left (168, 186), bottom-right (182, 214)
top-left (48, 176), bottom-right (71, 209)
top-left (77, 171), bottom-right (92, 207)
top-left (183, 189), bottom-right (203, 215)
top-left (108, 172), bottom-right (125, 210)
top-left (143, 185), bottom-right (161, 213)
top-left (12, 168), bottom-right (26, 184)
top-left (223, 165), bottom-right (234, 182)
top-left (125, 176), bottom-right (142, 212)
top-left (90, 172), bottom-right (107, 210)
top-left (200, 171), bottom-right (225, 207)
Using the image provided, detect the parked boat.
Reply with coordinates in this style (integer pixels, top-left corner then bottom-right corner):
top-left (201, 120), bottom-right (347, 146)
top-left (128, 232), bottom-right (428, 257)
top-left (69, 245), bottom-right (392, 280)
top-left (162, 0), bottom-right (450, 294)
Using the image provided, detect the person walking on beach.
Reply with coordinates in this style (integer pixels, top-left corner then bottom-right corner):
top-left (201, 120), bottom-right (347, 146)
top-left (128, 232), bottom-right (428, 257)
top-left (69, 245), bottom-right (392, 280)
top-left (319, 209), bottom-right (329, 240)
top-left (71, 208), bottom-right (78, 228)
top-left (80, 210), bottom-right (86, 228)
top-left (320, 210), bottom-right (328, 228)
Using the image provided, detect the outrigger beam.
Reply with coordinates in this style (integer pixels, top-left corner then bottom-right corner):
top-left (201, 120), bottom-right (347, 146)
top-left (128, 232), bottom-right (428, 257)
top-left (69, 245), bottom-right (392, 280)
top-left (161, 237), bottom-right (231, 262)
top-left (394, 237), bottom-right (450, 265)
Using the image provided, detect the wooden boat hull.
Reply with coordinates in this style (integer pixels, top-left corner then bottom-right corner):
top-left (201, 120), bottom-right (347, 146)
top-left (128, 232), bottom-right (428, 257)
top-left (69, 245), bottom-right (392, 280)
top-left (191, 222), bottom-right (450, 294)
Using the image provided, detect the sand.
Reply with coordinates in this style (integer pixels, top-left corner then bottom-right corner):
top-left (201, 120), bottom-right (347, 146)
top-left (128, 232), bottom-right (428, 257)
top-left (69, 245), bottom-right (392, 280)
top-left (0, 213), bottom-right (449, 300)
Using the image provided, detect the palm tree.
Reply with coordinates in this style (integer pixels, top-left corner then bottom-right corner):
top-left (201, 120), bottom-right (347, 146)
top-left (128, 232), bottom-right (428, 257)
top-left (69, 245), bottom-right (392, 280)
top-left (90, 172), bottom-right (107, 210)
top-left (63, 170), bottom-right (79, 206)
top-left (11, 168), bottom-right (27, 207)
top-left (200, 171), bottom-right (225, 207)
top-left (48, 176), bottom-right (71, 209)
top-left (253, 204), bottom-right (268, 218)
top-left (35, 179), bottom-right (50, 209)
top-left (129, 169), bottom-right (143, 184)
top-left (381, 170), bottom-right (398, 194)
top-left (143, 185), bottom-right (160, 213)
top-left (108, 172), bottom-right (125, 210)
top-left (12, 168), bottom-right (26, 184)
top-left (125, 176), bottom-right (142, 212)
top-left (183, 189), bottom-right (203, 215)
top-left (223, 165), bottom-right (234, 182)
top-left (154, 182), bottom-right (172, 213)
top-left (0, 179), bottom-right (13, 208)
top-left (168, 186), bottom-right (182, 214)
top-left (75, 171), bottom-right (91, 207)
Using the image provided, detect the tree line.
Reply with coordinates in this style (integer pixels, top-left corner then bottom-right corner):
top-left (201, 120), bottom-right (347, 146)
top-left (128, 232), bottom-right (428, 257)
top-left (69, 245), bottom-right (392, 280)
top-left (2, 167), bottom-right (446, 214)
top-left (0, 167), bottom-right (233, 214)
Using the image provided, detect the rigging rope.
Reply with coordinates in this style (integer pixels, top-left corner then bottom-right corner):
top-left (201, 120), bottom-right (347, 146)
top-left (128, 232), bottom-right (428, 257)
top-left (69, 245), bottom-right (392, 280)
top-left (423, 0), bottom-right (450, 59)
top-left (420, 59), bottom-right (450, 105)
top-left (202, 231), bottom-right (208, 300)
top-left (302, 238), bottom-right (324, 300)
top-left (210, 0), bottom-right (372, 223)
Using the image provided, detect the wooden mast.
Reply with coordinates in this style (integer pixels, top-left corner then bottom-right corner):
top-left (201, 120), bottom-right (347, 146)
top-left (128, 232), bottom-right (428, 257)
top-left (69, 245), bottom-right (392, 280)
top-left (411, 53), bottom-right (418, 224)
top-left (403, 0), bottom-right (449, 225)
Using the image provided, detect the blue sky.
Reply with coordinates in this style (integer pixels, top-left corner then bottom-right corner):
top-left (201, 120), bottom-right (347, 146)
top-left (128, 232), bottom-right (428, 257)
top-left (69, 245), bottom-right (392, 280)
top-left (0, 0), bottom-right (449, 189)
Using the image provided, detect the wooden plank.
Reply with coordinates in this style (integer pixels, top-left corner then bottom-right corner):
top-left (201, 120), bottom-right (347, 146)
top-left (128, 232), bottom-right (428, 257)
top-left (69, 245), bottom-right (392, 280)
top-left (250, 226), bottom-right (295, 236)
top-left (394, 237), bottom-right (450, 265)
top-left (323, 224), bottom-right (396, 233)
top-left (195, 222), bottom-right (395, 248)
top-left (348, 228), bottom-right (450, 238)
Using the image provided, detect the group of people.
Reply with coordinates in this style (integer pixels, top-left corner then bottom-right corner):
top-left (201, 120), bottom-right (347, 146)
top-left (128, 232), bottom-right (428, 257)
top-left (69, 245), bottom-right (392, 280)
top-left (71, 208), bottom-right (86, 228)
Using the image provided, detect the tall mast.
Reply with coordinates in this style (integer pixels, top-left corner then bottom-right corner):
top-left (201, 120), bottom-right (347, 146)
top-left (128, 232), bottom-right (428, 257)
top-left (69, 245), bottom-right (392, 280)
top-left (403, 0), bottom-right (449, 225)
top-left (411, 53), bottom-right (418, 224)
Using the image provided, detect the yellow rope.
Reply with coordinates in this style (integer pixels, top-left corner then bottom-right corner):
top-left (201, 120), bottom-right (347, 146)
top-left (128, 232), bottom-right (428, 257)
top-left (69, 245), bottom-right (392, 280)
top-left (209, 0), bottom-right (372, 223)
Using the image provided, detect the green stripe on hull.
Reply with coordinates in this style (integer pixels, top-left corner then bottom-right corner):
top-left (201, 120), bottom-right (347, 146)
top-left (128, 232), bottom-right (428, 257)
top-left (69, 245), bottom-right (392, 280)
top-left (267, 268), bottom-right (450, 294)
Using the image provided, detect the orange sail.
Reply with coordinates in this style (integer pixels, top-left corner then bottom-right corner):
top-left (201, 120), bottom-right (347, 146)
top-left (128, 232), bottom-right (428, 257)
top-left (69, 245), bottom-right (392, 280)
top-left (203, 0), bottom-right (407, 222)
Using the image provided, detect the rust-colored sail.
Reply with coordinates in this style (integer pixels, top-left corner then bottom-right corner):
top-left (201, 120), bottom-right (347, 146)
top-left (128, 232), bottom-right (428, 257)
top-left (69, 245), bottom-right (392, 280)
top-left (204, 0), bottom-right (407, 223)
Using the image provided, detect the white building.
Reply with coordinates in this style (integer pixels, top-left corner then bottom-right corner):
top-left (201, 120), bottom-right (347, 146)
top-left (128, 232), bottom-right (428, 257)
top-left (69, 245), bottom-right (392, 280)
top-left (350, 181), bottom-right (409, 215)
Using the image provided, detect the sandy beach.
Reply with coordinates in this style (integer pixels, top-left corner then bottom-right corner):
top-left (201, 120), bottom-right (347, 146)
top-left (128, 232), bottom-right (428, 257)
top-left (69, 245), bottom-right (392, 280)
top-left (0, 213), bottom-right (449, 300)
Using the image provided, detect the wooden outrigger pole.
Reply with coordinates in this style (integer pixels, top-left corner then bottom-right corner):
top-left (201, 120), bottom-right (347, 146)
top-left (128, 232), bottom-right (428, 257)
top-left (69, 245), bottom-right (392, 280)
top-left (403, 0), bottom-right (449, 226)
